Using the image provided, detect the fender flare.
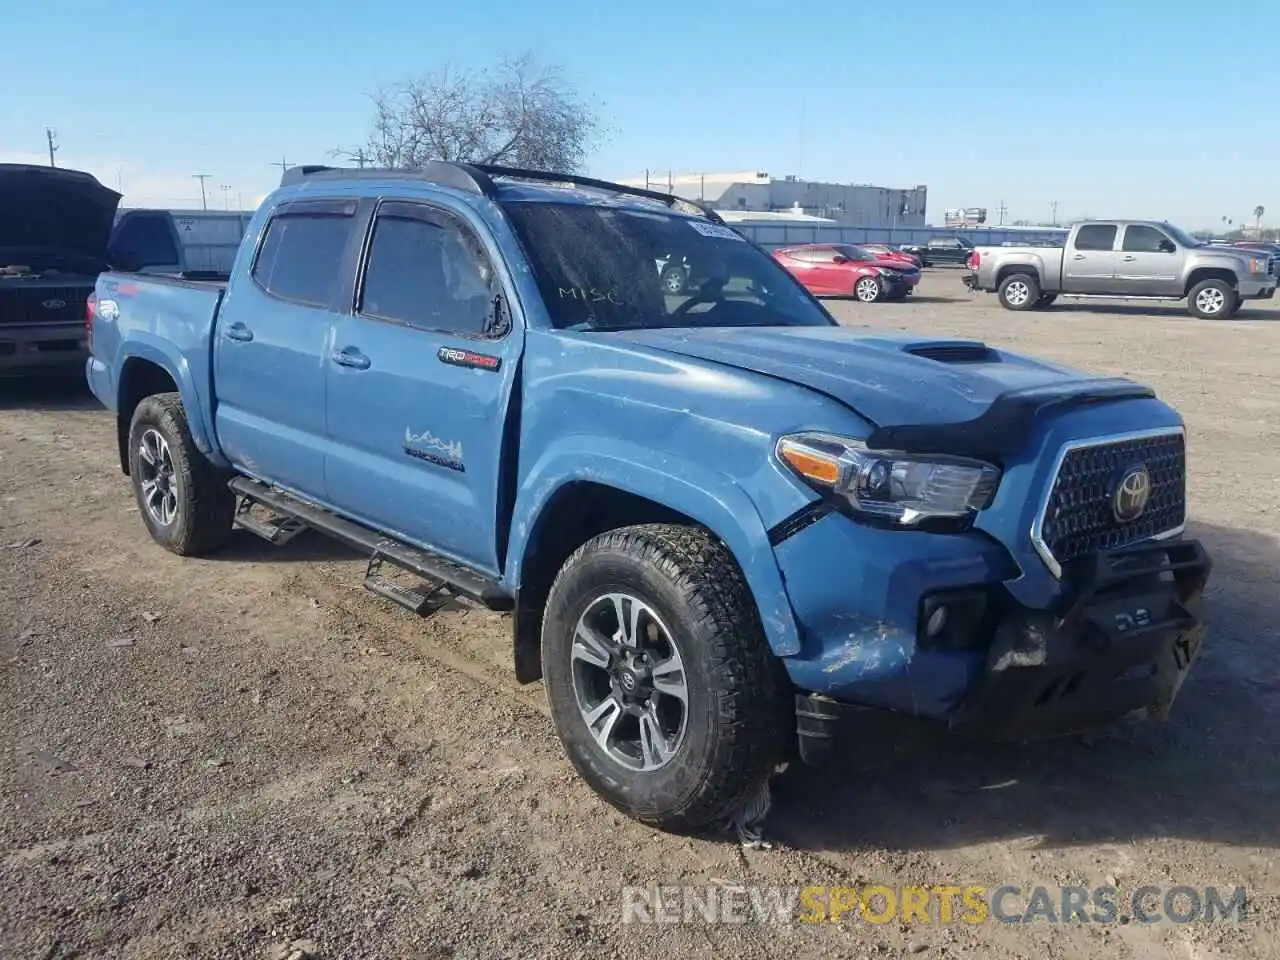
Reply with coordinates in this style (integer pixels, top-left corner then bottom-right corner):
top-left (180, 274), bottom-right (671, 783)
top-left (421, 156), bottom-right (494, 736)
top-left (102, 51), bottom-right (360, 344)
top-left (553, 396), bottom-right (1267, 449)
top-left (115, 334), bottom-right (222, 462)
top-left (505, 439), bottom-right (802, 656)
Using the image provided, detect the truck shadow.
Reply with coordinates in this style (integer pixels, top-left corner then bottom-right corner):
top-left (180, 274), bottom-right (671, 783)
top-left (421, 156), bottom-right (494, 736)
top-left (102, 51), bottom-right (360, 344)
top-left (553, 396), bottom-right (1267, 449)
top-left (1044, 303), bottom-right (1280, 322)
top-left (214, 527), bottom-right (364, 564)
top-left (769, 518), bottom-right (1280, 854)
top-left (0, 373), bottom-right (100, 411)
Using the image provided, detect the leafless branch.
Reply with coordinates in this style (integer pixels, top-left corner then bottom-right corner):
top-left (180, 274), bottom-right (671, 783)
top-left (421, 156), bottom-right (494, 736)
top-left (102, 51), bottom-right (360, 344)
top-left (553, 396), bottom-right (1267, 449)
top-left (363, 53), bottom-right (603, 173)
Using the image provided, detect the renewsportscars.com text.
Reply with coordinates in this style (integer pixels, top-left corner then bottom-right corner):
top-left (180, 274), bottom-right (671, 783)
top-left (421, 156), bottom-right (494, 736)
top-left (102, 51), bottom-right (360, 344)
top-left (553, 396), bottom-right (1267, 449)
top-left (620, 884), bottom-right (1249, 926)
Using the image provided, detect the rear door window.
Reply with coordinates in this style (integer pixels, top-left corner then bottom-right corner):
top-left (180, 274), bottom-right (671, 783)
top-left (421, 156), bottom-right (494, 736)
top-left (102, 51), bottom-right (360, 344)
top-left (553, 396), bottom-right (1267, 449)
top-left (252, 203), bottom-right (356, 308)
top-left (1074, 224), bottom-right (1118, 252)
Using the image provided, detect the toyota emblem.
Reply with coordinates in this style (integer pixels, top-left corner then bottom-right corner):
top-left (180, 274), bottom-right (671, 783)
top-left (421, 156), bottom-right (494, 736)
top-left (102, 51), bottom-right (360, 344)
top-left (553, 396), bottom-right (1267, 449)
top-left (1112, 464), bottom-right (1152, 524)
top-left (42, 298), bottom-right (67, 310)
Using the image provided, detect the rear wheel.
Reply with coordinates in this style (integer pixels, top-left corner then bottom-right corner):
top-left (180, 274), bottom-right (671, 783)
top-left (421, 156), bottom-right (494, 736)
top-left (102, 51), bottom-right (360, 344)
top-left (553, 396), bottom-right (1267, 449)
top-left (998, 273), bottom-right (1041, 311)
top-left (660, 264), bottom-right (688, 296)
top-left (854, 275), bottom-right (884, 303)
top-left (541, 524), bottom-right (787, 831)
top-left (127, 393), bottom-right (235, 556)
top-left (1187, 279), bottom-right (1236, 319)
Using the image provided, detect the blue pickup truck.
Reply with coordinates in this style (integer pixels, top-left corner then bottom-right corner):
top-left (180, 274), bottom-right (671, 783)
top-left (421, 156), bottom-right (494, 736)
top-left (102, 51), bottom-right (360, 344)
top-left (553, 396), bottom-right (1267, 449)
top-left (86, 163), bottom-right (1212, 831)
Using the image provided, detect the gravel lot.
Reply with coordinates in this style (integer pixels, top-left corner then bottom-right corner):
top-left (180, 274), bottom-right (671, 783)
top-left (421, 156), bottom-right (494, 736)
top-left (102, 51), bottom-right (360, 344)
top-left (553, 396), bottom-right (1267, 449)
top-left (3, 272), bottom-right (1279, 959)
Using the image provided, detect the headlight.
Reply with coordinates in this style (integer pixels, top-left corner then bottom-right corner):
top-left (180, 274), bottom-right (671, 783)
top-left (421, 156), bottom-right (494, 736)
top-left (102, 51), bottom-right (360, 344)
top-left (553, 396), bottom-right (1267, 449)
top-left (776, 432), bottom-right (1001, 527)
top-left (1249, 257), bottom-right (1268, 274)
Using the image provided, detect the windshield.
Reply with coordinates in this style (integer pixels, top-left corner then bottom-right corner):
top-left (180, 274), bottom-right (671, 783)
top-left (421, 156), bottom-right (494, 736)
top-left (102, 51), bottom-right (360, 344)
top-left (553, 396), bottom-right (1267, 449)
top-left (501, 200), bottom-right (836, 331)
top-left (1161, 223), bottom-right (1204, 248)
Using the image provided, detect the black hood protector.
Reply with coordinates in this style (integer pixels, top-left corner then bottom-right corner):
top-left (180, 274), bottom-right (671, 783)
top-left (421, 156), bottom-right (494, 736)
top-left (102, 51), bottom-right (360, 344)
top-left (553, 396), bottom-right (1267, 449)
top-left (0, 164), bottom-right (121, 263)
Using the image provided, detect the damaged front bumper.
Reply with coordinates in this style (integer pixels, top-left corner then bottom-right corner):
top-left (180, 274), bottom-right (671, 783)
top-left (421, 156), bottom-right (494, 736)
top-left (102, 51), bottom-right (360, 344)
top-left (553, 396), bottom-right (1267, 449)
top-left (947, 537), bottom-right (1210, 741)
top-left (776, 512), bottom-right (1212, 761)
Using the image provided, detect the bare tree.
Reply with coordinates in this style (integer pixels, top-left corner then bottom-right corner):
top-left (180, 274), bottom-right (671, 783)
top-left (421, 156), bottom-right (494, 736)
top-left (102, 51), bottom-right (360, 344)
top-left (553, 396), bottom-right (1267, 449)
top-left (363, 53), bottom-right (603, 173)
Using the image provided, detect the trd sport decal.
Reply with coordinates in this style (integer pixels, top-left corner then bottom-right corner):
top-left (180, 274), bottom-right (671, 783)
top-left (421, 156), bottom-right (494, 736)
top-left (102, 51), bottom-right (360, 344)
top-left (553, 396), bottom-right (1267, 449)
top-left (437, 346), bottom-right (501, 371)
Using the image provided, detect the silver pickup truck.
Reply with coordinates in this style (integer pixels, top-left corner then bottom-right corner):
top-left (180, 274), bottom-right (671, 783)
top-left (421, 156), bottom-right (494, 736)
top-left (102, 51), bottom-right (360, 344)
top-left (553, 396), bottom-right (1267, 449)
top-left (967, 219), bottom-right (1277, 318)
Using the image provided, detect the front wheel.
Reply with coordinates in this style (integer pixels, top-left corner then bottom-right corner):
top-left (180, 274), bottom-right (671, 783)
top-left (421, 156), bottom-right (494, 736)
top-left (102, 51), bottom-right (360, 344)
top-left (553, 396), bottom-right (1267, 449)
top-left (1187, 279), bottom-right (1237, 319)
top-left (998, 273), bottom-right (1042, 311)
top-left (541, 524), bottom-right (787, 831)
top-left (127, 393), bottom-right (235, 556)
top-left (854, 275), bottom-right (884, 303)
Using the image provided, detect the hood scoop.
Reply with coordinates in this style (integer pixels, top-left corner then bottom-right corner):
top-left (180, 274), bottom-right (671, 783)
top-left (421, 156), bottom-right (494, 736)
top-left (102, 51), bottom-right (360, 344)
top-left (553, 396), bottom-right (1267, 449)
top-left (904, 341), bottom-right (1000, 364)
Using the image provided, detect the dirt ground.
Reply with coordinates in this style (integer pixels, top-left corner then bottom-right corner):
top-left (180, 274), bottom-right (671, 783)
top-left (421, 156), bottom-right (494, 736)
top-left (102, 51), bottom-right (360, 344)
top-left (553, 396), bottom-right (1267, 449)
top-left (3, 272), bottom-right (1279, 960)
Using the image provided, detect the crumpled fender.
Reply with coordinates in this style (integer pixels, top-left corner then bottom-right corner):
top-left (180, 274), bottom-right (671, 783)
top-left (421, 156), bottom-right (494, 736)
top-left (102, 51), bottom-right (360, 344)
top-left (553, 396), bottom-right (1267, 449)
top-left (505, 436), bottom-right (803, 656)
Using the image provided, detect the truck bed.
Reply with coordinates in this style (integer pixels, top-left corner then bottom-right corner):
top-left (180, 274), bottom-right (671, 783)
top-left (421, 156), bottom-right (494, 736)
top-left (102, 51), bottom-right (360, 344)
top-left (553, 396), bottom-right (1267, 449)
top-left (89, 271), bottom-right (226, 431)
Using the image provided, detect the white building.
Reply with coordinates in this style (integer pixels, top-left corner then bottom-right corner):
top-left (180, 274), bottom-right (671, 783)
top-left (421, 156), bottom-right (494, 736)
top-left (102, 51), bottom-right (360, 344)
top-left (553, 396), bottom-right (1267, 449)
top-left (615, 170), bottom-right (927, 227)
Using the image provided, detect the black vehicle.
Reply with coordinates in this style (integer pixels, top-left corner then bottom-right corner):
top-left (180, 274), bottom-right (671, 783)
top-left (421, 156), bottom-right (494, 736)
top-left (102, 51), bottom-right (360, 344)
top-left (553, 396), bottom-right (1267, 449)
top-left (899, 235), bottom-right (974, 267)
top-left (0, 164), bottom-right (120, 376)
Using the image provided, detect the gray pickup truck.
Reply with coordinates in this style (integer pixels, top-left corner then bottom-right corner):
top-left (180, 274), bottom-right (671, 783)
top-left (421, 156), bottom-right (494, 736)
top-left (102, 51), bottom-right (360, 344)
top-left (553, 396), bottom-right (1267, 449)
top-left (967, 219), bottom-right (1277, 318)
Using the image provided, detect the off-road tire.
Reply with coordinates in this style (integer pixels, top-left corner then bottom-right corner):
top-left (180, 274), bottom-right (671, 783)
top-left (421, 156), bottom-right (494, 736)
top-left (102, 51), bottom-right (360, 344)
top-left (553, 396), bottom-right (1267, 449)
top-left (541, 524), bottom-right (788, 831)
top-left (1187, 279), bottom-right (1237, 319)
top-left (127, 392), bottom-right (235, 556)
top-left (998, 272), bottom-right (1042, 311)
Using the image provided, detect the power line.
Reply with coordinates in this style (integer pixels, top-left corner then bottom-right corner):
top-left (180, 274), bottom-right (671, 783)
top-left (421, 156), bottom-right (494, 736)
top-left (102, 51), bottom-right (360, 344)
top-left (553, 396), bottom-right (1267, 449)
top-left (45, 128), bottom-right (59, 167)
top-left (192, 174), bottom-right (211, 210)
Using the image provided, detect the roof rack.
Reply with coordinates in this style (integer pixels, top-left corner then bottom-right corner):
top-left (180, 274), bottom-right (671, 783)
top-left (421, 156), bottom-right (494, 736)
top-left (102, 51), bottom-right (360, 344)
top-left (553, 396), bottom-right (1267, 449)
top-left (279, 162), bottom-right (724, 223)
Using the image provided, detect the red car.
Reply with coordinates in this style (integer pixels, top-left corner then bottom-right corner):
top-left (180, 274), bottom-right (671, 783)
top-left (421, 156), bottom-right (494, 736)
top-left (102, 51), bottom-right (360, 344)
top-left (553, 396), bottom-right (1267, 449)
top-left (772, 243), bottom-right (921, 302)
top-left (858, 243), bottom-right (922, 269)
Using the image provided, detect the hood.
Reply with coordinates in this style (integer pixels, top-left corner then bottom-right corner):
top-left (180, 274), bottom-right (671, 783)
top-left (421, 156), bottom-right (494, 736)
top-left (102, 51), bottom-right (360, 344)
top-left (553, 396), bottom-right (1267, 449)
top-left (0, 164), bottom-right (121, 264)
top-left (601, 326), bottom-right (1152, 453)
top-left (869, 257), bottom-right (918, 271)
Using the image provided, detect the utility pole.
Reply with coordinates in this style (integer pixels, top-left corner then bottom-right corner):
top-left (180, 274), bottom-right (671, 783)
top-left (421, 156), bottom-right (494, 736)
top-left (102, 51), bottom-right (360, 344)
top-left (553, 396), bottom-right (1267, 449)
top-left (220, 184), bottom-right (231, 209)
top-left (192, 174), bottom-right (211, 210)
top-left (996, 199), bottom-right (1007, 226)
top-left (274, 156), bottom-right (289, 175)
top-left (45, 128), bottom-right (59, 167)
top-left (1049, 200), bottom-right (1058, 226)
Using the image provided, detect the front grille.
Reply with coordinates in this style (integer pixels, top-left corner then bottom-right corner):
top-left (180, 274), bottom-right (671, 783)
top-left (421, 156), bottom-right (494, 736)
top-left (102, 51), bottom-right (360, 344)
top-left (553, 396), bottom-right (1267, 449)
top-left (1036, 431), bottom-right (1186, 574)
top-left (0, 285), bottom-right (91, 325)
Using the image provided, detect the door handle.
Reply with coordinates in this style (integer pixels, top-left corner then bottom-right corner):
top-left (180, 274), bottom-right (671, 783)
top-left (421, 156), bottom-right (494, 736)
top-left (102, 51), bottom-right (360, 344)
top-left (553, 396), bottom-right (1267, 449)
top-left (223, 323), bottom-right (254, 342)
top-left (1122, 255), bottom-right (1136, 261)
top-left (1072, 254), bottom-right (1086, 260)
top-left (331, 348), bottom-right (371, 370)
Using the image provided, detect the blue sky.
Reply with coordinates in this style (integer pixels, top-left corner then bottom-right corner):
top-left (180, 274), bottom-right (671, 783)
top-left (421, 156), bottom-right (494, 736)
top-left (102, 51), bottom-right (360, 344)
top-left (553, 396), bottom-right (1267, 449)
top-left (2, 0), bottom-right (1275, 229)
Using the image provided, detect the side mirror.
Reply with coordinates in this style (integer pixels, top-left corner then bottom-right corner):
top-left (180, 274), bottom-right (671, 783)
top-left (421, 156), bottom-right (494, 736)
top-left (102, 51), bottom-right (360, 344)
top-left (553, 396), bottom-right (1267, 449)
top-left (1158, 240), bottom-right (1176, 253)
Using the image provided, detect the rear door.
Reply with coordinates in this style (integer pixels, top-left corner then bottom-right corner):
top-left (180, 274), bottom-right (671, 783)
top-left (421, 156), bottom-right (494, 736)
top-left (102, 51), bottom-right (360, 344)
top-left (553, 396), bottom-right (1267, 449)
top-left (1114, 223), bottom-right (1184, 296)
top-left (1062, 223), bottom-right (1119, 293)
top-left (793, 248), bottom-right (844, 293)
top-left (213, 198), bottom-right (360, 497)
top-left (776, 247), bottom-right (835, 293)
top-left (324, 198), bottom-right (523, 574)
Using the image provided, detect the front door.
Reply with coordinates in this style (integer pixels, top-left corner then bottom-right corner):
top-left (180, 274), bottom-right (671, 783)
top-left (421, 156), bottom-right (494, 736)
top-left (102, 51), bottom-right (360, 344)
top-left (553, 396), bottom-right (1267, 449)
top-left (324, 199), bottom-right (523, 575)
top-left (1113, 223), bottom-right (1185, 296)
top-left (214, 198), bottom-right (360, 497)
top-left (1062, 222), bottom-right (1119, 293)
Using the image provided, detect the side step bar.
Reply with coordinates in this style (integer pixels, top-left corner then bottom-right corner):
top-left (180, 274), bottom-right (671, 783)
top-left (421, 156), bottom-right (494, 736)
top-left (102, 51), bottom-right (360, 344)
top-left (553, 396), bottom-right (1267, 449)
top-left (228, 477), bottom-right (513, 613)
